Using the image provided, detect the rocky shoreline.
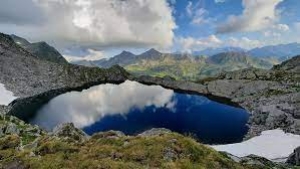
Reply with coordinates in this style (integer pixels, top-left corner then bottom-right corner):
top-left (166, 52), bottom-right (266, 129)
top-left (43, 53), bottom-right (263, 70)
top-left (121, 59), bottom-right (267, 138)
top-left (2, 31), bottom-right (299, 139)
top-left (5, 63), bottom-right (300, 140)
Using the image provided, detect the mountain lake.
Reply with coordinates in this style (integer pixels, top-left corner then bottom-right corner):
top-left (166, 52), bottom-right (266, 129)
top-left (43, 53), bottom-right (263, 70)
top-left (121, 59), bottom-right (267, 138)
top-left (30, 80), bottom-right (249, 144)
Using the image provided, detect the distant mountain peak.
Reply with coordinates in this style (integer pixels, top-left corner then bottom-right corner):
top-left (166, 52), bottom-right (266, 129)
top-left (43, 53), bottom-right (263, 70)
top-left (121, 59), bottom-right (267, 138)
top-left (193, 46), bottom-right (246, 57)
top-left (10, 34), bottom-right (68, 64)
top-left (119, 50), bottom-right (135, 56)
top-left (248, 42), bottom-right (300, 58)
top-left (145, 48), bottom-right (161, 54)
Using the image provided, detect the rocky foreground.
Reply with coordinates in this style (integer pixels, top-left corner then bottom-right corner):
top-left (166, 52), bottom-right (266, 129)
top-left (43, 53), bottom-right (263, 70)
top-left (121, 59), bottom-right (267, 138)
top-left (0, 114), bottom-right (294, 169)
top-left (0, 32), bottom-right (300, 168)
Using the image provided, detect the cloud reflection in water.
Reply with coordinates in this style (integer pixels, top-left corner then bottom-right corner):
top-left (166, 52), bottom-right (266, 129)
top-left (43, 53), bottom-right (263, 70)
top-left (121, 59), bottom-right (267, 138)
top-left (31, 80), bottom-right (175, 130)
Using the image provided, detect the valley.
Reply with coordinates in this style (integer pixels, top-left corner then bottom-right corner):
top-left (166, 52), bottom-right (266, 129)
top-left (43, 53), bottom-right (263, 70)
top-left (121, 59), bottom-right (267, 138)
top-left (73, 48), bottom-right (282, 81)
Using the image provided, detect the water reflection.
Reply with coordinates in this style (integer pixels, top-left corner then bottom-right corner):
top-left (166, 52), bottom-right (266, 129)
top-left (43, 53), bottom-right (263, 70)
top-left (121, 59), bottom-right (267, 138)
top-left (31, 80), bottom-right (249, 144)
top-left (32, 81), bottom-right (175, 130)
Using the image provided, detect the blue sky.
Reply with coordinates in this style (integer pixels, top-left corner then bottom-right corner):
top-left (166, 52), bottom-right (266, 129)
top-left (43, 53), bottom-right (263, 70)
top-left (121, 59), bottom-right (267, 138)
top-left (169, 0), bottom-right (300, 53)
top-left (0, 0), bottom-right (299, 60)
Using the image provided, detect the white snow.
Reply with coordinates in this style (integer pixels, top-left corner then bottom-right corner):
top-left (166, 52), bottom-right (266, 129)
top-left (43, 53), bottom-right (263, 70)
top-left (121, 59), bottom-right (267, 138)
top-left (212, 129), bottom-right (300, 162)
top-left (0, 83), bottom-right (17, 105)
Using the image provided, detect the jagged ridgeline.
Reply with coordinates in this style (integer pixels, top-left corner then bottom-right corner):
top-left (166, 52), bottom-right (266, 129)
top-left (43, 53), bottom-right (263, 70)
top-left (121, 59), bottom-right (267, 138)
top-left (0, 32), bottom-right (300, 168)
top-left (0, 33), bottom-right (129, 98)
top-left (73, 48), bottom-right (281, 81)
top-left (11, 35), bottom-right (68, 64)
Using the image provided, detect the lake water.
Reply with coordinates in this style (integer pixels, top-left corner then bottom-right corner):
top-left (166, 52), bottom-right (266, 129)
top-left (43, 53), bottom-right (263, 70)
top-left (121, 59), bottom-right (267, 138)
top-left (30, 80), bottom-right (249, 144)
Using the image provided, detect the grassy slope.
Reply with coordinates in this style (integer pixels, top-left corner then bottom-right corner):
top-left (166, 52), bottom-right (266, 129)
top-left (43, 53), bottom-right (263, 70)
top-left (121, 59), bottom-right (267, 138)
top-left (0, 115), bottom-right (255, 169)
top-left (125, 55), bottom-right (278, 81)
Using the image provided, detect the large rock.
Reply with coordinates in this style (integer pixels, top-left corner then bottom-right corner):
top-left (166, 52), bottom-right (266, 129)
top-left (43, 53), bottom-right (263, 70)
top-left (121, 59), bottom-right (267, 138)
top-left (52, 123), bottom-right (88, 142)
top-left (138, 128), bottom-right (171, 137)
top-left (287, 147), bottom-right (300, 165)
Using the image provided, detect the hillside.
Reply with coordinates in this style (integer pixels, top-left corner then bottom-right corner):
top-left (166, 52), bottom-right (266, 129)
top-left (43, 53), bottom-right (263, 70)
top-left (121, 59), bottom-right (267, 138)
top-left (11, 35), bottom-right (68, 64)
top-left (0, 33), bottom-right (128, 98)
top-left (89, 49), bottom-right (277, 81)
top-left (2, 114), bottom-right (284, 169)
top-left (273, 55), bottom-right (300, 72)
top-left (248, 43), bottom-right (300, 59)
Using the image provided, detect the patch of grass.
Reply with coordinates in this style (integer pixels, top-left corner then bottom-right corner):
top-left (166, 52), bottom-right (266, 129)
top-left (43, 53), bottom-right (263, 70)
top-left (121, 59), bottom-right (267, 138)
top-left (0, 131), bottom-right (253, 169)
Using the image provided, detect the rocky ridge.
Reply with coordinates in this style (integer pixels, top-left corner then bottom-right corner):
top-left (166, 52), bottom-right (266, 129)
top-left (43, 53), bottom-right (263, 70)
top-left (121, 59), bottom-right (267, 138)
top-left (133, 65), bottom-right (300, 138)
top-left (0, 33), bottom-right (129, 98)
top-left (10, 34), bottom-right (68, 64)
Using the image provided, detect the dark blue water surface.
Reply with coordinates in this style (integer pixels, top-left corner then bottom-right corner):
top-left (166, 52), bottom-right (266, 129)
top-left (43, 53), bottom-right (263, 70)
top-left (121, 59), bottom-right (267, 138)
top-left (31, 81), bottom-right (249, 144)
top-left (83, 93), bottom-right (249, 144)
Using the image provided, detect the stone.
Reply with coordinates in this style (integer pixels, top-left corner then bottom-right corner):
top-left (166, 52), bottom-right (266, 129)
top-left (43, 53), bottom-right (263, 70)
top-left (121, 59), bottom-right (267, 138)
top-left (5, 123), bottom-right (20, 135)
top-left (287, 146), bottom-right (300, 165)
top-left (52, 123), bottom-right (88, 142)
top-left (138, 128), bottom-right (171, 137)
top-left (163, 147), bottom-right (177, 161)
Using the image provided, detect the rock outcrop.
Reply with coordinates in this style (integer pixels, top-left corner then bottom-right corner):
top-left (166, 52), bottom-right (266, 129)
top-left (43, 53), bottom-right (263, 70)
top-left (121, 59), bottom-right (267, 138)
top-left (287, 146), bottom-right (300, 165)
top-left (134, 63), bottom-right (300, 138)
top-left (11, 34), bottom-right (68, 64)
top-left (52, 123), bottom-right (88, 142)
top-left (0, 33), bottom-right (129, 98)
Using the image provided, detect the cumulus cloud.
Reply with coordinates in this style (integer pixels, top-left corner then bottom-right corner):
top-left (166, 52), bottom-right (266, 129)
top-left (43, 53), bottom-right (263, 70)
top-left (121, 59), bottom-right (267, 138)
top-left (177, 35), bottom-right (265, 52)
top-left (274, 24), bottom-right (290, 32)
top-left (227, 37), bottom-right (262, 49)
top-left (217, 0), bottom-right (283, 33)
top-left (186, 1), bottom-right (210, 25)
top-left (215, 0), bottom-right (226, 3)
top-left (0, 0), bottom-right (176, 49)
top-left (263, 24), bottom-right (290, 38)
top-left (63, 49), bottom-right (106, 62)
top-left (31, 81), bottom-right (175, 130)
top-left (177, 35), bottom-right (223, 52)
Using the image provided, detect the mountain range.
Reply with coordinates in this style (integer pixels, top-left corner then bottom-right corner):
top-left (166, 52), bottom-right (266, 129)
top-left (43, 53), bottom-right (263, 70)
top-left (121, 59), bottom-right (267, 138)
top-left (249, 43), bottom-right (300, 59)
top-left (71, 42), bottom-right (300, 81)
top-left (8, 34), bottom-right (300, 81)
top-left (74, 49), bottom-right (279, 80)
top-left (192, 43), bottom-right (300, 59)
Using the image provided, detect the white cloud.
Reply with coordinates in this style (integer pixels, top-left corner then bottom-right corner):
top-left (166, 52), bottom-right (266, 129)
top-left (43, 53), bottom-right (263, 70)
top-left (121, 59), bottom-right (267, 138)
top-left (227, 37), bottom-right (262, 49)
top-left (177, 35), bottom-right (223, 52)
top-left (263, 24), bottom-right (289, 38)
top-left (275, 24), bottom-right (290, 32)
top-left (186, 1), bottom-right (193, 17)
top-left (63, 49), bottom-right (106, 62)
top-left (263, 31), bottom-right (281, 38)
top-left (215, 0), bottom-right (226, 3)
top-left (31, 81), bottom-right (175, 130)
top-left (217, 0), bottom-right (283, 33)
top-left (0, 0), bottom-right (176, 49)
top-left (186, 1), bottom-right (210, 25)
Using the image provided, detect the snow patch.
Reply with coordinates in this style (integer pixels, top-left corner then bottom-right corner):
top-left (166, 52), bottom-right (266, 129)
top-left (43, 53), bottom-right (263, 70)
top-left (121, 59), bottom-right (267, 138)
top-left (0, 83), bottom-right (17, 105)
top-left (212, 129), bottom-right (300, 162)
